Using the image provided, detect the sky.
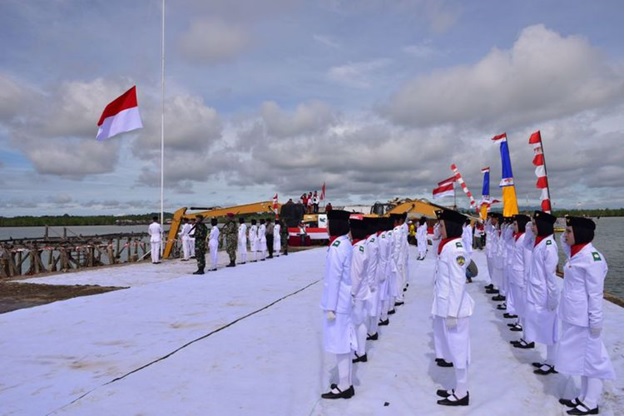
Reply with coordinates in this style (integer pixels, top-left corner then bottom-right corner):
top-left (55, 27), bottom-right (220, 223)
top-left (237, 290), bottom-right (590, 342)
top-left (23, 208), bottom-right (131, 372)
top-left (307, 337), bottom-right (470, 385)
top-left (1, 247), bottom-right (623, 415)
top-left (0, 0), bottom-right (623, 217)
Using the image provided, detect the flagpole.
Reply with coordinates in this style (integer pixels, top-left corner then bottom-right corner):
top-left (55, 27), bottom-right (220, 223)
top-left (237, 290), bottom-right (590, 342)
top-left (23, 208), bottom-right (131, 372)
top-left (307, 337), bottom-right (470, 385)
top-left (537, 139), bottom-right (552, 204)
top-left (160, 0), bottom-right (165, 254)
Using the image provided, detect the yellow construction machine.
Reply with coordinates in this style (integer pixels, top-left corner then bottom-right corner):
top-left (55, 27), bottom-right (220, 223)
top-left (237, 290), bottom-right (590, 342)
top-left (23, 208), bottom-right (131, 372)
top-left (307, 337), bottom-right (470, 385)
top-left (163, 201), bottom-right (280, 259)
top-left (370, 198), bottom-right (447, 218)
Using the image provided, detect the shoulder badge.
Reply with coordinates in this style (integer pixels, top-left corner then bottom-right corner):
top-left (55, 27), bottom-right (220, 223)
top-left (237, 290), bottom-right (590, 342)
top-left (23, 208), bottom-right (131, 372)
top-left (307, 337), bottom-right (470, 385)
top-left (332, 240), bottom-right (341, 247)
top-left (359, 246), bottom-right (365, 253)
top-left (592, 252), bottom-right (601, 261)
top-left (546, 240), bottom-right (552, 245)
top-left (456, 256), bottom-right (466, 266)
top-left (455, 242), bottom-right (463, 248)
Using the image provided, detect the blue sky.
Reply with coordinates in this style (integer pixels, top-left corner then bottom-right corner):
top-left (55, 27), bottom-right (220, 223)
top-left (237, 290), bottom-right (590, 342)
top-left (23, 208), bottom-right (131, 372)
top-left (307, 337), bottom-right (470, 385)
top-left (0, 0), bottom-right (623, 217)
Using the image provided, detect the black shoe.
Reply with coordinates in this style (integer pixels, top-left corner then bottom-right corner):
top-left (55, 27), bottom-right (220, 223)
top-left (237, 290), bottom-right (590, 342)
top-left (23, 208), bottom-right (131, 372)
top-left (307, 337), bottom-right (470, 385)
top-left (566, 403), bottom-right (599, 415)
top-left (492, 295), bottom-right (506, 301)
top-left (466, 278), bottom-right (472, 283)
top-left (260, 259), bottom-right (266, 261)
top-left (209, 268), bottom-right (217, 271)
top-left (559, 398), bottom-right (582, 407)
top-left (226, 262), bottom-right (236, 267)
top-left (403, 287), bottom-right (407, 292)
top-left (367, 333), bottom-right (378, 341)
top-left (437, 392), bottom-right (469, 406)
top-left (485, 288), bottom-right (499, 294)
top-left (436, 359), bottom-right (454, 368)
top-left (388, 309), bottom-right (396, 315)
top-left (533, 364), bottom-right (558, 375)
top-left (509, 324), bottom-right (523, 332)
top-left (512, 340), bottom-right (535, 349)
top-left (394, 301), bottom-right (405, 306)
top-left (503, 313), bottom-right (518, 319)
top-left (192, 270), bottom-right (204, 275)
top-left (484, 284), bottom-right (494, 290)
top-left (352, 353), bottom-right (368, 363)
top-left (496, 304), bottom-right (507, 310)
top-left (321, 385), bottom-right (355, 399)
top-left (240, 262), bottom-right (246, 264)
top-left (378, 319), bottom-right (389, 326)
top-left (507, 323), bottom-right (517, 328)
top-left (436, 388), bottom-right (454, 398)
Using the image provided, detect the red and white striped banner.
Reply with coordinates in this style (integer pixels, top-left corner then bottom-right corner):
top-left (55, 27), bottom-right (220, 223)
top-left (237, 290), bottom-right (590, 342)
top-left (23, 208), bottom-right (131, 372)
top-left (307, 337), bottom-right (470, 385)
top-left (528, 131), bottom-right (552, 213)
top-left (450, 163), bottom-right (477, 210)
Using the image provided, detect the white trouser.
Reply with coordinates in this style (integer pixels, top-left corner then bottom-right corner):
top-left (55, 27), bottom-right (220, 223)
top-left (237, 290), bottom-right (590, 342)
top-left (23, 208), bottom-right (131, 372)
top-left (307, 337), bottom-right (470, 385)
top-left (150, 242), bottom-right (160, 263)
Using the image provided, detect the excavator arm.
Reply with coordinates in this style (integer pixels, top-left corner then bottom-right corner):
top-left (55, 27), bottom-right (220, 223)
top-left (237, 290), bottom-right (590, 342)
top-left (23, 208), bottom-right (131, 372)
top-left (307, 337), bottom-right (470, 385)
top-left (163, 201), bottom-right (280, 259)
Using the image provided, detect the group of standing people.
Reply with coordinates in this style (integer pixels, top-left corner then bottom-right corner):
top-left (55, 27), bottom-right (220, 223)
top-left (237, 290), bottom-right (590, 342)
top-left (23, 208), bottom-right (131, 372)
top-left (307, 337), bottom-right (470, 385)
top-left (320, 211), bottom-right (410, 399)
top-left (178, 214), bottom-right (289, 275)
top-left (482, 210), bottom-right (615, 415)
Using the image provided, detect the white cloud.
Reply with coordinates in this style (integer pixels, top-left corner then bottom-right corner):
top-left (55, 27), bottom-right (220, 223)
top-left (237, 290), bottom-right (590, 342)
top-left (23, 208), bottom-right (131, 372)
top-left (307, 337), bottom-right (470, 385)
top-left (327, 59), bottom-right (392, 88)
top-left (178, 18), bottom-right (250, 64)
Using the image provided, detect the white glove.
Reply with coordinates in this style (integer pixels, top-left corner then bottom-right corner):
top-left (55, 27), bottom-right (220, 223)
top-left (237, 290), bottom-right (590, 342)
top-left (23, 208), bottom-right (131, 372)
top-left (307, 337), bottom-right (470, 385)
top-left (589, 326), bottom-right (602, 339)
top-left (445, 317), bottom-right (457, 329)
top-left (326, 310), bottom-right (336, 320)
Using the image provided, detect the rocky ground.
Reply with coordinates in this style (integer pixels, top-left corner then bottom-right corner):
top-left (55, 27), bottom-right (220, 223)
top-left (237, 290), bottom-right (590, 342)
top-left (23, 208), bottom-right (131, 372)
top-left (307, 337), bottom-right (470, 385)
top-left (0, 282), bottom-right (123, 314)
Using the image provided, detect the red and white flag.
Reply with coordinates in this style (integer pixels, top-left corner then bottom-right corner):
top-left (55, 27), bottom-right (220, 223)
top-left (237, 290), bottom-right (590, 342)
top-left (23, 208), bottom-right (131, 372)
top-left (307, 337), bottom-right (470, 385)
top-left (320, 182), bottom-right (326, 201)
top-left (438, 176), bottom-right (457, 187)
top-left (96, 86), bottom-right (143, 141)
top-left (528, 130), bottom-right (552, 213)
top-left (432, 182), bottom-right (454, 199)
top-left (272, 193), bottom-right (279, 218)
top-left (450, 164), bottom-right (477, 209)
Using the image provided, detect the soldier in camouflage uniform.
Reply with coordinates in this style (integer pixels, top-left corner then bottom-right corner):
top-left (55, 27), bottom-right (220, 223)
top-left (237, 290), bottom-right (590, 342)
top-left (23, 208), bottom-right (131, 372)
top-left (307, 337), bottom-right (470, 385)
top-left (223, 213), bottom-right (238, 267)
top-left (192, 215), bottom-right (208, 274)
top-left (280, 218), bottom-right (289, 256)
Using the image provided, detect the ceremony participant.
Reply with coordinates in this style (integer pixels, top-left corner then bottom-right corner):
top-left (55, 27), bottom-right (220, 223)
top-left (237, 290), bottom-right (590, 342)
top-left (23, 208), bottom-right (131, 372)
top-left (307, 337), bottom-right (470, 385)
top-left (378, 218), bottom-right (394, 327)
top-left (416, 217), bottom-right (428, 260)
top-left (258, 219), bottom-right (267, 261)
top-left (148, 216), bottom-right (162, 264)
top-left (208, 218), bottom-right (220, 271)
top-left (391, 214), bottom-right (406, 306)
top-left (484, 213), bottom-right (502, 294)
top-left (513, 211), bottom-right (559, 374)
top-left (430, 220), bottom-right (441, 259)
top-left (273, 219), bottom-right (281, 257)
top-left (461, 218), bottom-right (473, 282)
top-left (265, 218), bottom-right (275, 259)
top-left (555, 216), bottom-right (615, 415)
top-left (188, 218), bottom-right (196, 258)
top-left (237, 217), bottom-right (247, 264)
top-left (179, 217), bottom-right (192, 261)
top-left (506, 215), bottom-right (531, 332)
top-left (249, 219), bottom-right (258, 262)
top-left (223, 213), bottom-right (238, 267)
top-left (364, 217), bottom-right (381, 341)
top-left (280, 218), bottom-right (289, 256)
top-left (432, 209), bottom-right (473, 407)
top-left (191, 215), bottom-right (208, 275)
top-left (320, 210), bottom-right (355, 399)
top-left (349, 216), bottom-right (371, 364)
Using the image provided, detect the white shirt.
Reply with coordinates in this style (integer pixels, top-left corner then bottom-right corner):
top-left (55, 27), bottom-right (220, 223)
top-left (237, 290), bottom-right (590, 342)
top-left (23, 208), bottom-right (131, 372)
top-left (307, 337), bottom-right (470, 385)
top-left (148, 222), bottom-right (162, 243)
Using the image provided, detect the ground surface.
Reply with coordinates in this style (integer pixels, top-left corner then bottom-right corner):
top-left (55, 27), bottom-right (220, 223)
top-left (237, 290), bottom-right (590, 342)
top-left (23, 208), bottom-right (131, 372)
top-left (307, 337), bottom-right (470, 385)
top-left (0, 282), bottom-right (123, 313)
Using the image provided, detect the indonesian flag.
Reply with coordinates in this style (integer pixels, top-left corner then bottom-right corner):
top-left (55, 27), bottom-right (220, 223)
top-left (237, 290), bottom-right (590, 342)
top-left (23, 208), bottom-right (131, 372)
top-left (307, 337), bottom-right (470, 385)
top-left (432, 182), bottom-right (454, 199)
top-left (320, 182), bottom-right (326, 201)
top-left (96, 86), bottom-right (143, 141)
top-left (272, 193), bottom-right (279, 218)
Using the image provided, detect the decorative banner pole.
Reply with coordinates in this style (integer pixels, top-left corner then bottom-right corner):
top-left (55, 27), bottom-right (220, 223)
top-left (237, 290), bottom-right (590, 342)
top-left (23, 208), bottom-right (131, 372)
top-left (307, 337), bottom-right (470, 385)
top-left (528, 131), bottom-right (552, 213)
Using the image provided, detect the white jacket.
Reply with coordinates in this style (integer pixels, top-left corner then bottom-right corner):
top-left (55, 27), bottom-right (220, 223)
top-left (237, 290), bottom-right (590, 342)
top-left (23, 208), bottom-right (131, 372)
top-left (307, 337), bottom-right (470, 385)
top-left (320, 235), bottom-right (353, 314)
top-left (525, 235), bottom-right (560, 309)
top-left (431, 238), bottom-right (474, 318)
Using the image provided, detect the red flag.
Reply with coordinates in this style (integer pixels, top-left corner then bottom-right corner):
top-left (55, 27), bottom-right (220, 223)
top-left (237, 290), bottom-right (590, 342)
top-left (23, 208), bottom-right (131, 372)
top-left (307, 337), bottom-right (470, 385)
top-left (492, 132), bottom-right (507, 143)
top-left (432, 182), bottom-right (454, 199)
top-left (438, 176), bottom-right (457, 186)
top-left (96, 86), bottom-right (143, 140)
top-left (528, 130), bottom-right (542, 144)
top-left (320, 182), bottom-right (326, 201)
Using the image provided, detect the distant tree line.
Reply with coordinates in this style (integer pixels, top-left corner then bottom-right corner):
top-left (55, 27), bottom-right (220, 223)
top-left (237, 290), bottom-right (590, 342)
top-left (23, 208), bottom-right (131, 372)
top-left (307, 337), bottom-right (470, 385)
top-left (0, 213), bottom-right (174, 227)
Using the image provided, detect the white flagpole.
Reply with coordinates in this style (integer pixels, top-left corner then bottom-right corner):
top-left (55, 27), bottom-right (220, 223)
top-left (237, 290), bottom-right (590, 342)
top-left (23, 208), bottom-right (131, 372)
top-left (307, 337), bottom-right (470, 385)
top-left (160, 0), bottom-right (165, 255)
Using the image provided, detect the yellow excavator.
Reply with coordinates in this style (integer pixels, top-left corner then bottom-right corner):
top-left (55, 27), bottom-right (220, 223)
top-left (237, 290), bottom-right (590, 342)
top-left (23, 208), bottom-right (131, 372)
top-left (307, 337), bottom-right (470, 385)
top-left (370, 198), bottom-right (449, 218)
top-left (163, 201), bottom-right (280, 259)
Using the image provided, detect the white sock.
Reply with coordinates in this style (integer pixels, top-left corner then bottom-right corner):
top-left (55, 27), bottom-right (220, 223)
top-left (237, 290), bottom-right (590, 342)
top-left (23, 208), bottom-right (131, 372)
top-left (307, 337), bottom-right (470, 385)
top-left (454, 367), bottom-right (468, 397)
top-left (337, 353), bottom-right (352, 390)
top-left (583, 377), bottom-right (603, 409)
top-left (545, 344), bottom-right (557, 365)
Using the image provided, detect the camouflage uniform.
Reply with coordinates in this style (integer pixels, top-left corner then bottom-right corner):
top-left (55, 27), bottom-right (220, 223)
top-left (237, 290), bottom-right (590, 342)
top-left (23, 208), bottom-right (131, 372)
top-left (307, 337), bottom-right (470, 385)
top-left (223, 218), bottom-right (238, 266)
top-left (193, 221), bottom-right (208, 272)
top-left (280, 219), bottom-right (289, 255)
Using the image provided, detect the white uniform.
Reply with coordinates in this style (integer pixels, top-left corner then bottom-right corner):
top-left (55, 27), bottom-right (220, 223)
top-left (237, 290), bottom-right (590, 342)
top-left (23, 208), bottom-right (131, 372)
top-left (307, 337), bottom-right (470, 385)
top-left (321, 235), bottom-right (355, 354)
top-left (392, 224), bottom-right (405, 301)
top-left (431, 238), bottom-right (473, 368)
top-left (258, 223), bottom-right (267, 260)
top-left (484, 221), bottom-right (497, 284)
top-left (522, 233), bottom-right (560, 346)
top-left (430, 223), bottom-right (441, 259)
top-left (555, 241), bottom-right (615, 379)
top-left (148, 221), bottom-right (162, 264)
top-left (249, 224), bottom-right (258, 261)
top-left (238, 223), bottom-right (247, 263)
top-left (208, 225), bottom-right (220, 270)
top-left (417, 223), bottom-right (428, 259)
top-left (376, 231), bottom-right (390, 321)
top-left (179, 222), bottom-right (192, 260)
top-left (461, 224), bottom-right (473, 259)
top-left (351, 238), bottom-right (370, 357)
top-left (273, 223), bottom-right (281, 255)
top-left (508, 232), bottom-right (530, 319)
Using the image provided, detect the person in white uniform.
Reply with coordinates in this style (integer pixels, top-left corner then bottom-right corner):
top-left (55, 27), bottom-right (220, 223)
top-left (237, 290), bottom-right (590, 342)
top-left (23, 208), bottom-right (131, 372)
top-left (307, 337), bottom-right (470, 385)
top-left (461, 219), bottom-right (473, 282)
top-left (348, 216), bottom-right (371, 364)
top-left (555, 216), bottom-right (615, 415)
top-left (506, 215), bottom-right (531, 332)
top-left (320, 210), bottom-right (355, 400)
top-left (258, 219), bottom-right (267, 261)
top-left (207, 218), bottom-right (220, 271)
top-left (513, 211), bottom-right (560, 374)
top-left (416, 217), bottom-right (428, 260)
top-left (237, 217), bottom-right (247, 264)
top-left (148, 216), bottom-right (162, 264)
top-left (432, 209), bottom-right (473, 407)
top-left (249, 219), bottom-right (258, 262)
top-left (273, 219), bottom-right (281, 257)
top-left (179, 217), bottom-right (192, 261)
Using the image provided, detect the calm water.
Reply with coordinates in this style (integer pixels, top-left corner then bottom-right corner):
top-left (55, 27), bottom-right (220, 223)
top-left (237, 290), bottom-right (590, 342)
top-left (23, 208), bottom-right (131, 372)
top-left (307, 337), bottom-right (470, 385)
top-left (0, 220), bottom-right (623, 299)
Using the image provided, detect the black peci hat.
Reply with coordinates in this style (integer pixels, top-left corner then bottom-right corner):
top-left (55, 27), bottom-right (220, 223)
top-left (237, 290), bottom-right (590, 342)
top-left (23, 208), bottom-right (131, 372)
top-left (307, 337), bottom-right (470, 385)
top-left (565, 216), bottom-right (596, 230)
top-left (513, 214), bottom-right (531, 230)
top-left (327, 210), bottom-right (351, 221)
top-left (435, 209), bottom-right (466, 225)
